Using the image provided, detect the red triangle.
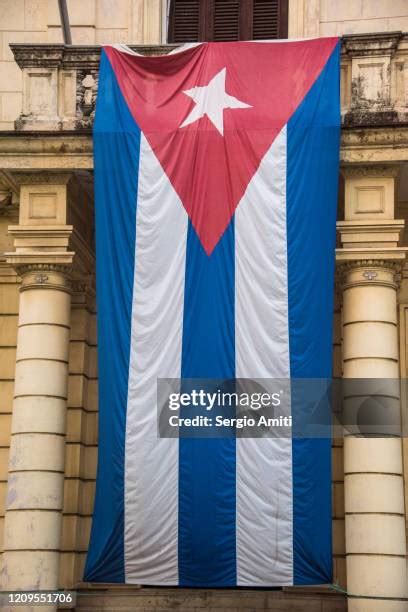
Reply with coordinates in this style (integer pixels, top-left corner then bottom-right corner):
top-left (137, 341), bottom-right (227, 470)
top-left (105, 40), bottom-right (338, 255)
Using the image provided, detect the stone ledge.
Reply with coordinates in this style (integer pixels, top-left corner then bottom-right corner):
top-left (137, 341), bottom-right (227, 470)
top-left (1, 126), bottom-right (408, 170)
top-left (337, 220), bottom-right (406, 249)
top-left (10, 44), bottom-right (180, 70)
top-left (336, 247), bottom-right (408, 263)
top-left (5, 252), bottom-right (75, 268)
top-left (75, 587), bottom-right (346, 612)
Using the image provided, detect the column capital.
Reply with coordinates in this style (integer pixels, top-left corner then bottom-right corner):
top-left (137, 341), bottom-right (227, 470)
top-left (5, 222), bottom-right (75, 291)
top-left (336, 252), bottom-right (407, 290)
top-left (5, 258), bottom-right (74, 293)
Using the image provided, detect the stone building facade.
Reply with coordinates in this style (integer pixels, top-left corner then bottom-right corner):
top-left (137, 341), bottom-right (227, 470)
top-left (0, 1), bottom-right (407, 611)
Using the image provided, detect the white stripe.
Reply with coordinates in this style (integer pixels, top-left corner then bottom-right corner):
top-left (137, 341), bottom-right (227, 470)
top-left (235, 126), bottom-right (293, 585)
top-left (124, 134), bottom-right (188, 584)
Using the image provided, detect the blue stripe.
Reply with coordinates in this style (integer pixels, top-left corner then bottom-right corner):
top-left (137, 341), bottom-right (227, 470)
top-left (179, 221), bottom-right (236, 586)
top-left (287, 44), bottom-right (340, 584)
top-left (84, 51), bottom-right (141, 583)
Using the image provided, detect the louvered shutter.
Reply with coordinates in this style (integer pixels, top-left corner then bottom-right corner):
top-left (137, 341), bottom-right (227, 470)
top-left (168, 0), bottom-right (288, 43)
top-left (168, 0), bottom-right (200, 43)
top-left (213, 0), bottom-right (239, 41)
top-left (253, 0), bottom-right (279, 39)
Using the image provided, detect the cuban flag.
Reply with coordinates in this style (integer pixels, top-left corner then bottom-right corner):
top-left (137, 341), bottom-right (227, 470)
top-left (85, 38), bottom-right (340, 587)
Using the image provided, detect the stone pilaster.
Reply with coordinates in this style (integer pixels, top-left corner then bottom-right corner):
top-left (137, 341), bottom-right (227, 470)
top-left (1, 173), bottom-right (74, 609)
top-left (337, 165), bottom-right (408, 612)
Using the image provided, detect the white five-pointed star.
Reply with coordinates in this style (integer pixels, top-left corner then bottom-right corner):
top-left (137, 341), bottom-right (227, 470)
top-left (179, 67), bottom-right (252, 136)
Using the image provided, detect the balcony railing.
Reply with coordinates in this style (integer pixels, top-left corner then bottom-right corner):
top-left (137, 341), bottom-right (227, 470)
top-left (9, 32), bottom-right (408, 132)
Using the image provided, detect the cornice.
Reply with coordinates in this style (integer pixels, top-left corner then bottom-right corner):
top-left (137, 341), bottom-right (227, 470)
top-left (336, 254), bottom-right (407, 290)
top-left (337, 258), bottom-right (404, 272)
top-left (5, 251), bottom-right (75, 269)
top-left (7, 224), bottom-right (73, 239)
top-left (6, 258), bottom-right (75, 293)
top-left (340, 164), bottom-right (400, 178)
top-left (11, 171), bottom-right (72, 185)
top-left (336, 220), bottom-right (405, 246)
top-left (10, 34), bottom-right (406, 70)
top-left (1, 126), bottom-right (408, 170)
top-left (336, 247), bottom-right (408, 265)
top-left (337, 220), bottom-right (405, 230)
top-left (10, 43), bottom-right (180, 70)
top-left (341, 31), bottom-right (403, 57)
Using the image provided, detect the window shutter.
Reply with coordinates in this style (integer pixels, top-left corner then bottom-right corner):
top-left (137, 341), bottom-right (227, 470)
top-left (168, 0), bottom-right (200, 43)
top-left (168, 0), bottom-right (288, 43)
top-left (213, 0), bottom-right (239, 41)
top-left (252, 0), bottom-right (279, 39)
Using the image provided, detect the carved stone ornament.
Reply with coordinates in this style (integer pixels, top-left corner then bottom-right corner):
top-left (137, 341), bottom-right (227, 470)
top-left (337, 258), bottom-right (405, 291)
top-left (15, 262), bottom-right (73, 293)
top-left (76, 70), bottom-right (98, 129)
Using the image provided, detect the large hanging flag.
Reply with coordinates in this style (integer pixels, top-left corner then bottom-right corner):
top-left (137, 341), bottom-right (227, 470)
top-left (85, 38), bottom-right (340, 587)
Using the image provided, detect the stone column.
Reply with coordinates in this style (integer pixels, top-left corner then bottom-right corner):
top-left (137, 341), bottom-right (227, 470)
top-left (337, 166), bottom-right (408, 612)
top-left (1, 174), bottom-right (74, 604)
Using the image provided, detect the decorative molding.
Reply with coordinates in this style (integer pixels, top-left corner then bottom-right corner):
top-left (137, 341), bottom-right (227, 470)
top-left (11, 172), bottom-right (72, 185)
top-left (337, 258), bottom-right (405, 291)
top-left (8, 225), bottom-right (73, 237)
top-left (0, 134), bottom-right (92, 171)
top-left (341, 127), bottom-right (408, 164)
top-left (6, 253), bottom-right (74, 269)
top-left (341, 32), bottom-right (404, 59)
top-left (336, 249), bottom-right (407, 290)
top-left (10, 43), bottom-right (179, 71)
top-left (7, 225), bottom-right (73, 250)
top-left (337, 220), bottom-right (405, 249)
top-left (9, 260), bottom-right (74, 293)
top-left (337, 258), bottom-right (405, 271)
top-left (336, 248), bottom-right (408, 263)
top-left (1, 126), bottom-right (408, 171)
top-left (341, 165), bottom-right (400, 179)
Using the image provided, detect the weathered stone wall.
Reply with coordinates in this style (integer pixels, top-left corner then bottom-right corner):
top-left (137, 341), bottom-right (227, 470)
top-left (289, 0), bottom-right (408, 39)
top-left (320, 0), bottom-right (408, 36)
